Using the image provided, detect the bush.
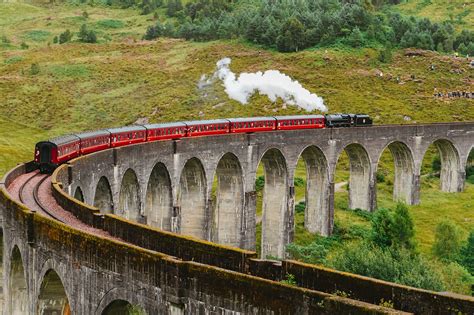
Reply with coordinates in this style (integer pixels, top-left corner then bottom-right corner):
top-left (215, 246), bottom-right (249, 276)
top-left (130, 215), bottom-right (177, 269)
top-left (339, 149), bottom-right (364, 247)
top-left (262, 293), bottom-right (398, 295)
top-left (294, 177), bottom-right (305, 187)
top-left (59, 29), bottom-right (73, 44)
top-left (376, 171), bottom-right (385, 183)
top-left (460, 230), bottom-right (474, 275)
top-left (371, 208), bottom-right (394, 248)
top-left (327, 244), bottom-right (445, 291)
top-left (255, 175), bottom-right (265, 192)
top-left (78, 24), bottom-right (97, 43)
top-left (378, 46), bottom-right (392, 63)
top-left (391, 203), bottom-right (415, 250)
top-left (432, 220), bottom-right (462, 262)
top-left (143, 22), bottom-right (164, 40)
top-left (20, 42), bottom-right (29, 49)
top-left (295, 201), bottom-right (305, 214)
top-left (431, 155), bottom-right (441, 173)
top-left (30, 63), bottom-right (40, 75)
top-left (287, 236), bottom-right (339, 264)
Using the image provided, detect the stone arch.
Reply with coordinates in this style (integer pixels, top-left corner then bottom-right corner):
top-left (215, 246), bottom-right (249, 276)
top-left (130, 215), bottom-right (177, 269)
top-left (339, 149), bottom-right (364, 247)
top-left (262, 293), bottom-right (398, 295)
top-left (297, 146), bottom-right (330, 236)
top-left (94, 176), bottom-right (114, 214)
top-left (427, 139), bottom-right (462, 192)
top-left (101, 299), bottom-right (146, 315)
top-left (258, 148), bottom-right (288, 258)
top-left (119, 169), bottom-right (141, 221)
top-left (178, 158), bottom-right (207, 240)
top-left (37, 269), bottom-right (70, 314)
top-left (212, 153), bottom-right (244, 247)
top-left (9, 246), bottom-right (27, 315)
top-left (378, 141), bottom-right (415, 204)
top-left (74, 186), bottom-right (84, 202)
top-left (145, 163), bottom-right (173, 230)
top-left (466, 145), bottom-right (474, 183)
top-left (338, 143), bottom-right (372, 210)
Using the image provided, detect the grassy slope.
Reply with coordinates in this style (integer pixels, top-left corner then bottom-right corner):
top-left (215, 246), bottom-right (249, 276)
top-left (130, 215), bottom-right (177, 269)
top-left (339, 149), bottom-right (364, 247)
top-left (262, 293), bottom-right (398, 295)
top-left (395, 0), bottom-right (473, 31)
top-left (0, 3), bottom-right (473, 256)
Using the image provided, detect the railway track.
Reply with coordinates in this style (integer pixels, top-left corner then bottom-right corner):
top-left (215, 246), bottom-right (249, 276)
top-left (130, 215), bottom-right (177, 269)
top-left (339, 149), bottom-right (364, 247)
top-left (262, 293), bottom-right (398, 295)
top-left (18, 172), bottom-right (64, 223)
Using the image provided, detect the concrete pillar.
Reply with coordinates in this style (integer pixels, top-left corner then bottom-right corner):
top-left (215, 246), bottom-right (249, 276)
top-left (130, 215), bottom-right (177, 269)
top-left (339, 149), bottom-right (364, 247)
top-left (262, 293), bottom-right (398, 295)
top-left (241, 191), bottom-right (256, 250)
top-left (144, 163), bottom-right (173, 231)
top-left (327, 181), bottom-right (335, 234)
top-left (345, 144), bottom-right (371, 211)
top-left (412, 173), bottom-right (421, 205)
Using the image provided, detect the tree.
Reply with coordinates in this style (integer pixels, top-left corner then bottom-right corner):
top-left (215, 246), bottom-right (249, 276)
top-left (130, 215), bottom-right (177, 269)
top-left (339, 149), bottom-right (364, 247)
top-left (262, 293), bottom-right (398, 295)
top-left (346, 27), bottom-right (365, 48)
top-left (276, 17), bottom-right (305, 52)
top-left (460, 230), bottom-right (474, 275)
top-left (432, 220), bottom-right (462, 262)
top-left (391, 203), bottom-right (415, 250)
top-left (371, 208), bottom-right (394, 248)
top-left (167, 0), bottom-right (183, 17)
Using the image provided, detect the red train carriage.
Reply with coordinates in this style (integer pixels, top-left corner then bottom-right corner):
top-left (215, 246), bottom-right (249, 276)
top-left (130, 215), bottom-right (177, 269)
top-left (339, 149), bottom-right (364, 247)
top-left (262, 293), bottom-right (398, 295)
top-left (184, 119), bottom-right (230, 137)
top-left (35, 135), bottom-right (80, 173)
top-left (77, 130), bottom-right (111, 155)
top-left (108, 126), bottom-right (147, 148)
top-left (144, 122), bottom-right (187, 142)
top-left (275, 115), bottom-right (325, 130)
top-left (228, 117), bottom-right (277, 133)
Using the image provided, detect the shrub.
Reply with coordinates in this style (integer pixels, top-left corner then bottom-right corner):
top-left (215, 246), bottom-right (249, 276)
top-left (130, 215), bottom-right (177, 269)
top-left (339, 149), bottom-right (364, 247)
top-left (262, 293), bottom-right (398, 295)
top-left (255, 175), bottom-right (264, 192)
top-left (431, 155), bottom-right (441, 174)
top-left (378, 46), bottom-right (392, 63)
top-left (143, 22), bottom-right (164, 40)
top-left (82, 11), bottom-right (89, 19)
top-left (96, 19), bottom-right (125, 29)
top-left (295, 201), bottom-right (305, 214)
top-left (59, 29), bottom-right (73, 44)
top-left (371, 208), bottom-right (394, 248)
top-left (287, 236), bottom-right (339, 264)
top-left (78, 24), bottom-right (97, 43)
top-left (280, 273), bottom-right (297, 286)
top-left (391, 203), bottom-right (415, 250)
top-left (460, 230), bottom-right (474, 275)
top-left (376, 171), bottom-right (385, 183)
top-left (327, 244), bottom-right (445, 291)
top-left (20, 42), bottom-right (29, 49)
top-left (30, 63), bottom-right (40, 75)
top-left (294, 177), bottom-right (305, 187)
top-left (432, 220), bottom-right (462, 262)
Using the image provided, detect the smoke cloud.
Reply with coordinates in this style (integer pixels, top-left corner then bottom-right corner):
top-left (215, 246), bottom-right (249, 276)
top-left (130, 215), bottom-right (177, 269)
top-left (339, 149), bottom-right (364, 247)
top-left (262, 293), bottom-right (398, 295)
top-left (199, 58), bottom-right (327, 112)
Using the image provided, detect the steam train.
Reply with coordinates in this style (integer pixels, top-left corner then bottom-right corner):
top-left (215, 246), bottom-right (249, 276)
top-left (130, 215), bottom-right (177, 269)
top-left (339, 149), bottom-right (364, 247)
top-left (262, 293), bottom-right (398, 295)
top-left (35, 114), bottom-right (372, 173)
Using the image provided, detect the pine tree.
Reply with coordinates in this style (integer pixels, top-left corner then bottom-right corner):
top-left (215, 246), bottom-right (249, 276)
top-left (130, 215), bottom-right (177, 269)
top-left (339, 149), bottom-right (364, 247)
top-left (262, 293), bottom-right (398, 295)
top-left (391, 203), bottom-right (415, 250)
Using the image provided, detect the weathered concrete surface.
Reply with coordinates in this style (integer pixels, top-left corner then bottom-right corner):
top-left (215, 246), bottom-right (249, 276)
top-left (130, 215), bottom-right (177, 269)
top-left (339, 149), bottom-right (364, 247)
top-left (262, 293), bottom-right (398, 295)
top-left (0, 166), bottom-right (407, 315)
top-left (65, 123), bottom-right (474, 258)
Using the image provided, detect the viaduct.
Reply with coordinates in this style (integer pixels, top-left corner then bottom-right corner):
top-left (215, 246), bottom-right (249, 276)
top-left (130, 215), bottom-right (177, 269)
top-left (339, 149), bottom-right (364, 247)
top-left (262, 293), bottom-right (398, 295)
top-left (0, 122), bottom-right (473, 314)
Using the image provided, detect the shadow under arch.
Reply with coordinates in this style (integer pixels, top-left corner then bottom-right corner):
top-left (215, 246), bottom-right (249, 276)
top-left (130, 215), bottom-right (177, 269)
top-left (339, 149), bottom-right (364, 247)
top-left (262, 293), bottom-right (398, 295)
top-left (377, 141), bottom-right (416, 205)
top-left (73, 186), bottom-right (84, 202)
top-left (211, 152), bottom-right (244, 247)
top-left (9, 246), bottom-right (28, 315)
top-left (178, 157), bottom-right (207, 240)
top-left (145, 162), bottom-right (173, 230)
top-left (119, 169), bottom-right (141, 221)
top-left (101, 299), bottom-right (146, 315)
top-left (336, 143), bottom-right (372, 211)
top-left (94, 176), bottom-right (114, 214)
top-left (37, 269), bottom-right (70, 315)
top-left (424, 139), bottom-right (462, 192)
top-left (257, 148), bottom-right (288, 259)
top-left (297, 145), bottom-right (330, 236)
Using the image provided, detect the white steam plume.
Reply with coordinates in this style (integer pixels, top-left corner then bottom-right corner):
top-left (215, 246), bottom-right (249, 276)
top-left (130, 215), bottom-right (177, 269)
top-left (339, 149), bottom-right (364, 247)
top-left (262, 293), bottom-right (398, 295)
top-left (200, 58), bottom-right (327, 112)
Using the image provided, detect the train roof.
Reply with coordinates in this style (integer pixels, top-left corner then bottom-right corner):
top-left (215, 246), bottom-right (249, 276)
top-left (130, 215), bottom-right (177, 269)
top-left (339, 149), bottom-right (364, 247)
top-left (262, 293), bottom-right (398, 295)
top-left (183, 119), bottom-right (229, 125)
top-left (274, 115), bottom-right (325, 120)
top-left (76, 129), bottom-right (111, 140)
top-left (227, 117), bottom-right (276, 122)
top-left (48, 134), bottom-right (80, 146)
top-left (107, 125), bottom-right (147, 134)
top-left (143, 122), bottom-right (187, 129)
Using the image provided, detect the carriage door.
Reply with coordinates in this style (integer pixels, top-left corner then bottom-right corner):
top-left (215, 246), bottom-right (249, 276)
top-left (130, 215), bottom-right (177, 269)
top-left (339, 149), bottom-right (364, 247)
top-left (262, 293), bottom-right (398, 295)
top-left (40, 143), bottom-right (52, 163)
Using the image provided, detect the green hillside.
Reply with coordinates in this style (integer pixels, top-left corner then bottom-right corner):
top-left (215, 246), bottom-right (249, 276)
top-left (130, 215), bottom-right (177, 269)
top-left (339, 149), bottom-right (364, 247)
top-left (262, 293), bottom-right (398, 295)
top-left (0, 1), bottom-right (472, 295)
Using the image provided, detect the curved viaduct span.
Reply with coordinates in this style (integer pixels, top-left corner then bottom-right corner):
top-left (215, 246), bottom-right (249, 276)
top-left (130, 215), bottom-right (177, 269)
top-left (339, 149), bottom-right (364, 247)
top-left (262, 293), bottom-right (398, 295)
top-left (0, 122), bottom-right (473, 314)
